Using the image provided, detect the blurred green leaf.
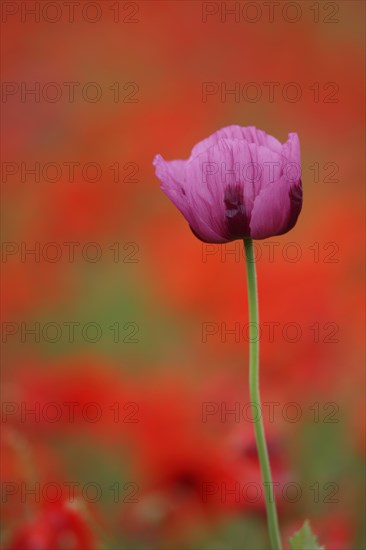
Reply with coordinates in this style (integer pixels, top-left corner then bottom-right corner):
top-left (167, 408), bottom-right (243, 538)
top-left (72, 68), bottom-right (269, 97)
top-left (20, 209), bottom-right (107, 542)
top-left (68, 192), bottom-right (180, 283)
top-left (289, 520), bottom-right (324, 550)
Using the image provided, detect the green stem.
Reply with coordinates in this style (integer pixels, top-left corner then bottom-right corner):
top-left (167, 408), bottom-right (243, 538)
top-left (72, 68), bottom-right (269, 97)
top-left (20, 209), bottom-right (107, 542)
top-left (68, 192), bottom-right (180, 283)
top-left (244, 238), bottom-right (282, 550)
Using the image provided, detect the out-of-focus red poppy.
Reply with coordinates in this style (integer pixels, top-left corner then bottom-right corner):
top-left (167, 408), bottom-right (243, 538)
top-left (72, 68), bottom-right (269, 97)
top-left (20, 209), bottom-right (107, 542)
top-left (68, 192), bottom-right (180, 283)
top-left (6, 501), bottom-right (95, 550)
top-left (3, 356), bottom-right (140, 447)
top-left (120, 374), bottom-right (290, 545)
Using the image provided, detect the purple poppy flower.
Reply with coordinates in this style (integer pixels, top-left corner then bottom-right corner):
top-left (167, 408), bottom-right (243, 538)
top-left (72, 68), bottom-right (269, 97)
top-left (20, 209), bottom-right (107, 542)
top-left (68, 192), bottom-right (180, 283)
top-left (153, 125), bottom-right (302, 242)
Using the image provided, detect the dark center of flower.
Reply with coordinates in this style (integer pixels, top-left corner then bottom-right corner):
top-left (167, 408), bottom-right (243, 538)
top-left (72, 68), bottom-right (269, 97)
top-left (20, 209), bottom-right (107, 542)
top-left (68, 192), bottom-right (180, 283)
top-left (224, 185), bottom-right (244, 218)
top-left (171, 471), bottom-right (200, 496)
top-left (224, 185), bottom-right (250, 238)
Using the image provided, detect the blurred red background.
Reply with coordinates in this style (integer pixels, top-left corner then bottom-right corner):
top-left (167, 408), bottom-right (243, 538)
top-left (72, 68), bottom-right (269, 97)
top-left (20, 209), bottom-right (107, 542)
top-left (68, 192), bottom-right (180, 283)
top-left (1, 1), bottom-right (365, 549)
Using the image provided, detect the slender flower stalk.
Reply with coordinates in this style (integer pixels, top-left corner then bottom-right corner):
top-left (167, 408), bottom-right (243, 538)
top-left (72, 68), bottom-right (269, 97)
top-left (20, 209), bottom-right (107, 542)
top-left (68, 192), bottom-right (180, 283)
top-left (244, 238), bottom-right (282, 550)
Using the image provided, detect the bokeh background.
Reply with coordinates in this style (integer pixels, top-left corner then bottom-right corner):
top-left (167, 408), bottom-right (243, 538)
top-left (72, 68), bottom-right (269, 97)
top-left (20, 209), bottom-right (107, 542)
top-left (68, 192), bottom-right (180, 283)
top-left (1, 1), bottom-right (365, 549)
